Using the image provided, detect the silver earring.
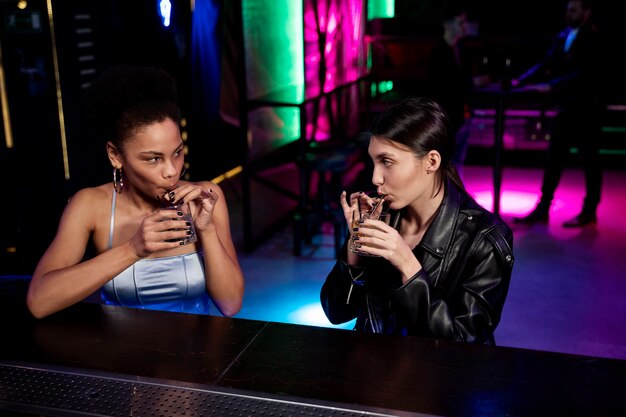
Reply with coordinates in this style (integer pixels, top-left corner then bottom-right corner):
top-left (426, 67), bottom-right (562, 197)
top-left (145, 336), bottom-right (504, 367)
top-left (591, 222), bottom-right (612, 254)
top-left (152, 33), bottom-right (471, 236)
top-left (113, 168), bottom-right (124, 194)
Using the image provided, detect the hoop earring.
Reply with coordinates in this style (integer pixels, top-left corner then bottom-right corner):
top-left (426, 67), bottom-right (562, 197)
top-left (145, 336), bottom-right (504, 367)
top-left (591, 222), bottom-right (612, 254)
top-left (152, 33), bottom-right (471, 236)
top-left (113, 168), bottom-right (124, 194)
top-left (179, 166), bottom-right (187, 179)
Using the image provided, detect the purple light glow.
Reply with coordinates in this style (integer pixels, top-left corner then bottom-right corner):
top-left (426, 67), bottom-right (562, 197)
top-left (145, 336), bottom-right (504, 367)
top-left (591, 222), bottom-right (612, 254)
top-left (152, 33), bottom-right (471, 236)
top-left (471, 190), bottom-right (565, 215)
top-left (473, 190), bottom-right (534, 215)
top-left (503, 132), bottom-right (517, 148)
top-left (464, 166), bottom-right (539, 216)
top-left (462, 166), bottom-right (612, 241)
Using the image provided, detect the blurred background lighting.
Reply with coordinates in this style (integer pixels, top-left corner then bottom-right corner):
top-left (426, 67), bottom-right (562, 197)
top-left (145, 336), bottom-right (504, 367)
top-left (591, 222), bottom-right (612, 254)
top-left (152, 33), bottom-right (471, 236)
top-left (472, 190), bottom-right (564, 216)
top-left (288, 302), bottom-right (355, 329)
top-left (159, 0), bottom-right (171, 27)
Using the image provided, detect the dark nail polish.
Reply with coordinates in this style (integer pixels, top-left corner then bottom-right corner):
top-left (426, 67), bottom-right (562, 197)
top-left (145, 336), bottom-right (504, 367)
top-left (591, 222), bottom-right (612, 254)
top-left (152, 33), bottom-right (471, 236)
top-left (179, 241), bottom-right (185, 245)
top-left (168, 191), bottom-right (175, 201)
top-left (352, 236), bottom-right (359, 241)
top-left (177, 211), bottom-right (183, 216)
top-left (185, 221), bottom-right (191, 226)
top-left (186, 230), bottom-right (192, 235)
top-left (352, 227), bottom-right (359, 232)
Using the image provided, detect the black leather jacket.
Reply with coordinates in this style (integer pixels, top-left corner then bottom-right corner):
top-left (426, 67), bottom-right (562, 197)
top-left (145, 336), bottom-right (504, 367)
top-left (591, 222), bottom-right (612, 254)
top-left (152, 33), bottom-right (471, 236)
top-left (320, 180), bottom-right (514, 345)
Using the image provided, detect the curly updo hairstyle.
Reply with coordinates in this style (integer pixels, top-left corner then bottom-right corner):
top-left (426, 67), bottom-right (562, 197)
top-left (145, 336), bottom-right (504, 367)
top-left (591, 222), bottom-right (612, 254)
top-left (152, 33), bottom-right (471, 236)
top-left (84, 65), bottom-right (180, 150)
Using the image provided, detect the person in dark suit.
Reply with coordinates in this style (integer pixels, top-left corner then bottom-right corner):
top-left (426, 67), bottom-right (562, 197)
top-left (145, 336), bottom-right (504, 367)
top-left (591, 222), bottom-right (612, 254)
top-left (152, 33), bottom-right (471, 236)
top-left (512, 0), bottom-right (605, 227)
top-left (426, 2), bottom-right (489, 180)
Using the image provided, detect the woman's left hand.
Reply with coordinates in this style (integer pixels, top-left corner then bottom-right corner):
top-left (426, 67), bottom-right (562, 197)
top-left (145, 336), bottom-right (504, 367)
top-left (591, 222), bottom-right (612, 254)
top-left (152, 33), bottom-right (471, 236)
top-left (355, 219), bottom-right (422, 280)
top-left (163, 183), bottom-right (218, 232)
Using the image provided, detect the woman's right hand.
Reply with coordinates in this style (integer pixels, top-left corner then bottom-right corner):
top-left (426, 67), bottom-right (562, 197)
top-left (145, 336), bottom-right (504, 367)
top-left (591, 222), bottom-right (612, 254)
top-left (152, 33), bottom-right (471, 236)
top-left (129, 209), bottom-right (193, 258)
top-left (339, 191), bottom-right (381, 233)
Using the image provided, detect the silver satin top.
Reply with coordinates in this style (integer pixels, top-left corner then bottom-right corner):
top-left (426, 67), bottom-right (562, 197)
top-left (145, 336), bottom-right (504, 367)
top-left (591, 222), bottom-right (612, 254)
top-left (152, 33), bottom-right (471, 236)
top-left (100, 190), bottom-right (210, 314)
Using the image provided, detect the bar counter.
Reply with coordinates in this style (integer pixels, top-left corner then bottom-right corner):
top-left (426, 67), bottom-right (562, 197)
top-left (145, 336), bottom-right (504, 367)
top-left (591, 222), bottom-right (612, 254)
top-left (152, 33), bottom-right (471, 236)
top-left (1, 298), bottom-right (624, 416)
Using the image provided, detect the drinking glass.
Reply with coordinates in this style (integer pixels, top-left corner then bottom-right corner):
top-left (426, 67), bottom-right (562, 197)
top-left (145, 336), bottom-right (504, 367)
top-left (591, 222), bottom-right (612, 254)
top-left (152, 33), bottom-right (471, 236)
top-left (160, 202), bottom-right (197, 244)
top-left (348, 210), bottom-right (390, 257)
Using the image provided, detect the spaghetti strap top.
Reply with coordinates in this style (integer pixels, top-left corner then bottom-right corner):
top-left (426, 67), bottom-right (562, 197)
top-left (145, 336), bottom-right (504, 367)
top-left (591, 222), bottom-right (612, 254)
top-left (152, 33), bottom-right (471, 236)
top-left (108, 189), bottom-right (117, 250)
top-left (101, 189), bottom-right (210, 314)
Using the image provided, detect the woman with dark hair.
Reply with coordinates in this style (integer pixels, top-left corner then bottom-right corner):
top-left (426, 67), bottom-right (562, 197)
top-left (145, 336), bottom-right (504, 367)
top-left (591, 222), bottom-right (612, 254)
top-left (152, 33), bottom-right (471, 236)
top-left (320, 97), bottom-right (513, 344)
top-left (27, 65), bottom-right (244, 318)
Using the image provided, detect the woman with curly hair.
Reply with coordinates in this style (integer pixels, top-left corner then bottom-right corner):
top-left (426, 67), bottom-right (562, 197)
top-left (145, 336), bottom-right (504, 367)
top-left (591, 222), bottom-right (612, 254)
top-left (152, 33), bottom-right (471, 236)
top-left (27, 65), bottom-right (244, 318)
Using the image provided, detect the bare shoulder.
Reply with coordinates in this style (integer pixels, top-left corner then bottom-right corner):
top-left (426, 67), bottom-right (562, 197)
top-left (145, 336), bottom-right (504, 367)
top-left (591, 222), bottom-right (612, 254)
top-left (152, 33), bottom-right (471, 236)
top-left (36, 184), bottom-right (112, 259)
top-left (63, 185), bottom-right (112, 228)
top-left (67, 184), bottom-right (111, 208)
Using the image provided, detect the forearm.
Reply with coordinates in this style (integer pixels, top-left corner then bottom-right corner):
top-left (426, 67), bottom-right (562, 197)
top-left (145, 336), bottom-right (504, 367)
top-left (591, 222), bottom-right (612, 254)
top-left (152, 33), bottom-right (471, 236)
top-left (27, 241), bottom-right (140, 319)
top-left (345, 249), bottom-right (361, 266)
top-left (516, 62), bottom-right (546, 85)
top-left (198, 226), bottom-right (244, 317)
top-left (320, 253), bottom-right (363, 324)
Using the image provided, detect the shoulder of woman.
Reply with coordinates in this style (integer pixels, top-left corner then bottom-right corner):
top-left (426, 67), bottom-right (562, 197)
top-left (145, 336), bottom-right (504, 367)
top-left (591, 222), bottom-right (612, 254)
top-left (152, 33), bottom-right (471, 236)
top-left (68, 184), bottom-right (107, 204)
top-left (60, 186), bottom-right (111, 231)
top-left (68, 185), bottom-right (111, 205)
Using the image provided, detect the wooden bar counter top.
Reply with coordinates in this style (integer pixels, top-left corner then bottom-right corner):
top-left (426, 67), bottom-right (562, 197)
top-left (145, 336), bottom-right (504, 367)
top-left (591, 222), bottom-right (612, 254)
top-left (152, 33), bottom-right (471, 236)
top-left (1, 298), bottom-right (624, 416)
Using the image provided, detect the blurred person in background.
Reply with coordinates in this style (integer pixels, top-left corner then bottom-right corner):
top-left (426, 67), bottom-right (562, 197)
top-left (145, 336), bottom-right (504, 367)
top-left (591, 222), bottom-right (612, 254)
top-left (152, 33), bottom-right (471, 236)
top-left (512, 0), bottom-right (605, 228)
top-left (426, 1), bottom-right (489, 179)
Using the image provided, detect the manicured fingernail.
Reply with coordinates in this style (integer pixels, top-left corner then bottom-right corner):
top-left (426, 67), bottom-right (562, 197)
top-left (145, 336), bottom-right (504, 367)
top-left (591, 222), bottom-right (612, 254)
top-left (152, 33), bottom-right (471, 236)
top-left (177, 211), bottom-right (183, 216)
top-left (185, 221), bottom-right (191, 226)
top-left (179, 241), bottom-right (185, 245)
top-left (168, 191), bottom-right (175, 200)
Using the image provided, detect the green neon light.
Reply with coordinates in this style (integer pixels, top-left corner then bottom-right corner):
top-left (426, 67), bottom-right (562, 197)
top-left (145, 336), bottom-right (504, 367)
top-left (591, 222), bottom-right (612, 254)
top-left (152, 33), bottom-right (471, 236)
top-left (569, 147), bottom-right (626, 155)
top-left (242, 0), bottom-right (304, 144)
top-left (370, 80), bottom-right (394, 98)
top-left (381, 80), bottom-right (393, 93)
top-left (242, 0), bottom-right (304, 102)
top-left (368, 0), bottom-right (394, 20)
top-left (602, 126), bottom-right (626, 133)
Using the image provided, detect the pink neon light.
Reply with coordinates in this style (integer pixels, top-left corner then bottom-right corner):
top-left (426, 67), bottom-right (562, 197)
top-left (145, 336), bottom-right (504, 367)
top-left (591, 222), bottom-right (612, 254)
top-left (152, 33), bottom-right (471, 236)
top-left (303, 0), bottom-right (366, 140)
top-left (472, 190), bottom-right (566, 216)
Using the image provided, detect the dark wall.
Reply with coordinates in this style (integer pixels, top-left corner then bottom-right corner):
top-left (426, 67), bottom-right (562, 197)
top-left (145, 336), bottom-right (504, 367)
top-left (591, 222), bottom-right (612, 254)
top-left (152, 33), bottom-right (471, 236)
top-left (0, 0), bottom-right (193, 274)
top-left (374, 0), bottom-right (626, 101)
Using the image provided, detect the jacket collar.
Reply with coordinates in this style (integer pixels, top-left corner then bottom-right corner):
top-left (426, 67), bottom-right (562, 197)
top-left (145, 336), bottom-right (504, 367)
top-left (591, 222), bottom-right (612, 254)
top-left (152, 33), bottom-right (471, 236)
top-left (417, 179), bottom-right (461, 258)
top-left (388, 178), bottom-right (462, 258)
